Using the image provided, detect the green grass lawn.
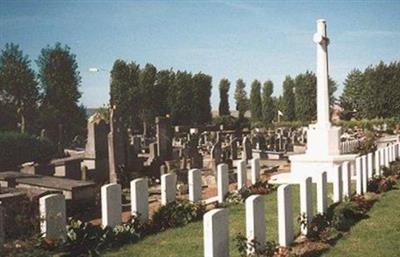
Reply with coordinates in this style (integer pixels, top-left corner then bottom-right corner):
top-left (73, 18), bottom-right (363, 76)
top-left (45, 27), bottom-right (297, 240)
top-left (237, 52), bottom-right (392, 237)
top-left (104, 185), bottom-right (324, 257)
top-left (322, 182), bottom-right (400, 257)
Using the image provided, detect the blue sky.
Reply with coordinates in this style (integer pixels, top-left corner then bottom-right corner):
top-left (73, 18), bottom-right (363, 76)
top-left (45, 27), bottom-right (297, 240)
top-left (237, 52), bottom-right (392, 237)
top-left (1, 1), bottom-right (399, 109)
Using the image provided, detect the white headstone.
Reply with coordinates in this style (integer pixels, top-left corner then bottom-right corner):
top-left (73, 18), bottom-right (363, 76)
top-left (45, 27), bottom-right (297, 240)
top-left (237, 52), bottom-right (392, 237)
top-left (161, 173), bottom-right (177, 205)
top-left (342, 161), bottom-right (351, 199)
top-left (189, 169), bottom-right (202, 202)
top-left (332, 165), bottom-right (342, 202)
top-left (250, 158), bottom-right (260, 184)
top-left (237, 159), bottom-right (247, 190)
top-left (203, 208), bottom-right (229, 257)
top-left (246, 195), bottom-right (265, 254)
top-left (39, 194), bottom-right (66, 240)
top-left (384, 147), bottom-right (390, 167)
top-left (278, 184), bottom-right (293, 247)
top-left (101, 183), bottom-right (122, 227)
top-left (356, 157), bottom-right (364, 195)
top-left (367, 153), bottom-right (373, 179)
top-left (316, 171), bottom-right (328, 214)
top-left (300, 177), bottom-right (313, 235)
top-left (362, 155), bottom-right (368, 192)
top-left (379, 148), bottom-right (385, 170)
top-left (375, 150), bottom-right (381, 176)
top-left (217, 164), bottom-right (229, 203)
top-left (0, 204), bottom-right (5, 246)
top-left (130, 178), bottom-right (149, 222)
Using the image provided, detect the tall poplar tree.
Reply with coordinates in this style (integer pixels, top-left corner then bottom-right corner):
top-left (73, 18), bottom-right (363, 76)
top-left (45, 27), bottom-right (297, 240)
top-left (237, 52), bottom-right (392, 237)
top-left (250, 80), bottom-right (262, 122)
top-left (262, 80), bottom-right (275, 124)
top-left (281, 76), bottom-right (296, 121)
top-left (218, 78), bottom-right (230, 116)
top-left (234, 79), bottom-right (248, 119)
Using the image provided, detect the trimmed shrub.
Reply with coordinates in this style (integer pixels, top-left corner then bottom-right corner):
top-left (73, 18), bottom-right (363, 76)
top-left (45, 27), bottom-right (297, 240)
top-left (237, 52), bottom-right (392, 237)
top-left (0, 131), bottom-right (56, 171)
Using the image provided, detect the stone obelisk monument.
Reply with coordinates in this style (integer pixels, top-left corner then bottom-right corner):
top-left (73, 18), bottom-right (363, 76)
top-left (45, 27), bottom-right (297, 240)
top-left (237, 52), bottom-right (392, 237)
top-left (287, 19), bottom-right (357, 182)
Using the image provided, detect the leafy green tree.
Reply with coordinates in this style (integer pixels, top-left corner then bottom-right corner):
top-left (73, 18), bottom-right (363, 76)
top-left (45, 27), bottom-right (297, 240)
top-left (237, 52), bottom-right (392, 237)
top-left (110, 60), bottom-right (140, 130)
top-left (0, 43), bottom-right (39, 133)
top-left (294, 71), bottom-right (337, 122)
top-left (234, 79), bottom-right (249, 119)
top-left (192, 72), bottom-right (212, 124)
top-left (139, 63), bottom-right (157, 130)
top-left (154, 69), bottom-right (175, 117)
top-left (250, 80), bottom-right (262, 122)
top-left (218, 78), bottom-right (230, 116)
top-left (168, 71), bottom-right (193, 125)
top-left (281, 76), bottom-right (296, 121)
top-left (262, 80), bottom-right (275, 124)
top-left (36, 43), bottom-right (86, 145)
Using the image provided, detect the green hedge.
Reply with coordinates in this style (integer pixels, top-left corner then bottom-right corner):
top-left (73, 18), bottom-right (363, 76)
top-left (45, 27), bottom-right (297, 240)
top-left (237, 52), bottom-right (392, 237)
top-left (0, 131), bottom-right (57, 171)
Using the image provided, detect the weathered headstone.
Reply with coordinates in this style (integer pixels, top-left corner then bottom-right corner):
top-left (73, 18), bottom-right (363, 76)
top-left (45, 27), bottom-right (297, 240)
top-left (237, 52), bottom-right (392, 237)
top-left (342, 161), bottom-right (351, 198)
top-left (161, 173), bottom-right (177, 205)
top-left (39, 194), bottom-right (66, 241)
top-left (237, 159), bottom-right (247, 190)
top-left (242, 136), bottom-right (252, 161)
top-left (356, 157), bottom-right (364, 195)
top-left (101, 183), bottom-right (122, 228)
top-left (246, 195), bottom-right (265, 254)
top-left (278, 184), bottom-right (293, 247)
top-left (130, 178), bottom-right (149, 222)
top-left (333, 165), bottom-right (343, 203)
top-left (189, 169), bottom-right (202, 202)
top-left (300, 177), bottom-right (313, 235)
top-left (230, 136), bottom-right (238, 160)
top-left (316, 171), bottom-right (327, 214)
top-left (156, 117), bottom-right (173, 161)
top-left (211, 142), bottom-right (222, 173)
top-left (217, 163), bottom-right (229, 203)
top-left (203, 209), bottom-right (229, 257)
top-left (250, 158), bottom-right (260, 184)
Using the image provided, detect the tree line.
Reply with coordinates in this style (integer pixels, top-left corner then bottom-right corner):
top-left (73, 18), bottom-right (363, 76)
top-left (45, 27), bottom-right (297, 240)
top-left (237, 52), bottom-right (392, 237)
top-left (0, 43), bottom-right (85, 145)
top-left (109, 60), bottom-right (212, 131)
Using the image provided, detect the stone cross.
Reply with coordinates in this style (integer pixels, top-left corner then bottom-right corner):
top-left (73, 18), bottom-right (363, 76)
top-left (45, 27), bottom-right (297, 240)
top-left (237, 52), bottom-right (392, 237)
top-left (39, 194), bottom-right (67, 241)
top-left (313, 19), bottom-right (331, 128)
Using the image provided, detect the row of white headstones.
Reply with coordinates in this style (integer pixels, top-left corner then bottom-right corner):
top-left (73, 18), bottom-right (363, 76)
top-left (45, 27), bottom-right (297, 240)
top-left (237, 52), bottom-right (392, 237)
top-left (0, 143), bottom-right (398, 252)
top-left (339, 139), bottom-right (360, 154)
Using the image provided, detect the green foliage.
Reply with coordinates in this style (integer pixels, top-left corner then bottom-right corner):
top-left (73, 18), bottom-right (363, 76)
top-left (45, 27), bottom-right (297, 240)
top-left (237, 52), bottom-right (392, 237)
top-left (168, 71), bottom-right (193, 125)
top-left (281, 76), bottom-right (296, 121)
top-left (0, 131), bottom-right (56, 171)
top-left (219, 78), bottom-right (230, 116)
top-left (0, 43), bottom-right (39, 133)
top-left (154, 69), bottom-right (174, 118)
top-left (367, 176), bottom-right (396, 193)
top-left (191, 72), bottom-right (212, 125)
top-left (262, 80), bottom-right (275, 125)
top-left (110, 59), bottom-right (141, 130)
top-left (226, 180), bottom-right (274, 204)
top-left (151, 200), bottom-right (206, 231)
top-left (357, 131), bottom-right (376, 155)
top-left (250, 80), bottom-right (262, 122)
top-left (235, 79), bottom-right (249, 119)
top-left (234, 233), bottom-right (278, 257)
top-left (328, 200), bottom-right (366, 232)
top-left (139, 63), bottom-right (157, 128)
top-left (36, 43), bottom-right (85, 145)
top-left (305, 213), bottom-right (330, 241)
top-left (341, 61), bottom-right (400, 119)
top-left (294, 71), bottom-right (336, 122)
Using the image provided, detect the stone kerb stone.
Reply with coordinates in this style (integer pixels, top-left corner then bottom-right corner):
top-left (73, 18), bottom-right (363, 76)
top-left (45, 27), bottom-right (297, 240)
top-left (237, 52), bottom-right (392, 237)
top-left (246, 195), bottom-right (265, 254)
top-left (342, 161), bottom-right (351, 199)
top-left (217, 163), bottom-right (229, 203)
top-left (161, 173), bottom-right (177, 205)
top-left (130, 178), bottom-right (149, 222)
top-left (356, 157), bottom-right (364, 195)
top-left (101, 183), bottom-right (122, 228)
top-left (278, 184), bottom-right (293, 247)
top-left (316, 171), bottom-right (328, 214)
top-left (203, 208), bottom-right (229, 257)
top-left (39, 194), bottom-right (67, 241)
top-left (300, 177), bottom-right (313, 235)
top-left (188, 169), bottom-right (202, 202)
top-left (250, 158), bottom-right (260, 184)
top-left (237, 159), bottom-right (247, 190)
